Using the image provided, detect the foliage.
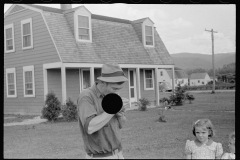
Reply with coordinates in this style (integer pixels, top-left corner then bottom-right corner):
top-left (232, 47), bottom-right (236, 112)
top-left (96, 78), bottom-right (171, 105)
top-left (136, 98), bottom-right (151, 111)
top-left (169, 84), bottom-right (187, 106)
top-left (208, 62), bottom-right (235, 76)
top-left (185, 93), bottom-right (195, 104)
top-left (184, 83), bottom-right (235, 91)
top-left (41, 91), bottom-right (61, 122)
top-left (61, 98), bottom-right (78, 122)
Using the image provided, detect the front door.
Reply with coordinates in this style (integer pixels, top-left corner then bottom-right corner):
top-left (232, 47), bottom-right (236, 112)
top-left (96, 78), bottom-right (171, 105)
top-left (129, 69), bottom-right (137, 103)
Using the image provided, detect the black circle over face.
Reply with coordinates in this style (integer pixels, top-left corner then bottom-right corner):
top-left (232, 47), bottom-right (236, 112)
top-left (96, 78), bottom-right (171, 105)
top-left (102, 93), bottom-right (123, 114)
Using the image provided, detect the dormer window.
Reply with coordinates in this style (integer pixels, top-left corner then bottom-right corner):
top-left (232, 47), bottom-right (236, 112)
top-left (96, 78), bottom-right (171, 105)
top-left (145, 25), bottom-right (153, 46)
top-left (140, 18), bottom-right (155, 48)
top-left (74, 6), bottom-right (92, 43)
top-left (78, 15), bottom-right (90, 40)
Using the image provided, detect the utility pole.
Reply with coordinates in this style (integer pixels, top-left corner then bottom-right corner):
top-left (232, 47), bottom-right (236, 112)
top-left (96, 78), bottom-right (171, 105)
top-left (205, 28), bottom-right (217, 94)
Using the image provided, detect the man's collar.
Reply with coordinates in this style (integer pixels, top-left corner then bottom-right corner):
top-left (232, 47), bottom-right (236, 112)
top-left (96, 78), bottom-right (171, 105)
top-left (94, 82), bottom-right (105, 98)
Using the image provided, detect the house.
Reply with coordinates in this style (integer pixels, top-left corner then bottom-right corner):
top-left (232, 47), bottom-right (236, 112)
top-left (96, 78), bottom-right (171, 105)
top-left (158, 69), bottom-right (188, 88)
top-left (4, 4), bottom-right (174, 115)
top-left (189, 73), bottom-right (211, 86)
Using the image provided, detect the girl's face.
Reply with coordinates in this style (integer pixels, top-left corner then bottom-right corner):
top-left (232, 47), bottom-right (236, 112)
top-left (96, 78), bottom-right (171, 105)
top-left (228, 139), bottom-right (235, 153)
top-left (195, 126), bottom-right (209, 144)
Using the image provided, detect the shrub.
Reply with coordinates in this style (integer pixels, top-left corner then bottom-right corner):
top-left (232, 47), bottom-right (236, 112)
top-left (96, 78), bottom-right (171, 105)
top-left (169, 84), bottom-right (186, 106)
top-left (62, 98), bottom-right (78, 122)
top-left (185, 93), bottom-right (195, 104)
top-left (136, 98), bottom-right (151, 111)
top-left (159, 97), bottom-right (170, 106)
top-left (41, 91), bottom-right (61, 122)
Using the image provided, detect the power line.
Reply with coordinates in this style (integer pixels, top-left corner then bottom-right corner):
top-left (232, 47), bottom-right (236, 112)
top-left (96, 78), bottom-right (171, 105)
top-left (205, 28), bottom-right (217, 94)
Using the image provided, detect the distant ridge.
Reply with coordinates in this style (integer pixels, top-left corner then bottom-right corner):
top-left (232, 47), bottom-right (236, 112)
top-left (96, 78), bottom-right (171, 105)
top-left (170, 52), bottom-right (235, 70)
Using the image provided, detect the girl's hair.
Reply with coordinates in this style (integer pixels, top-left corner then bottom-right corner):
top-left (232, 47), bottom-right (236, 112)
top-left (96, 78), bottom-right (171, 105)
top-left (192, 119), bottom-right (215, 137)
top-left (229, 132), bottom-right (235, 144)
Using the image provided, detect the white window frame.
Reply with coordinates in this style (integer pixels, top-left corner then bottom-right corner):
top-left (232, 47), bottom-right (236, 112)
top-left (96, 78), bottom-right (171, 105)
top-left (4, 23), bottom-right (15, 53)
top-left (23, 65), bottom-right (35, 97)
top-left (75, 14), bottom-right (92, 43)
top-left (21, 18), bottom-right (33, 50)
top-left (143, 69), bottom-right (154, 90)
top-left (143, 25), bottom-right (154, 48)
top-left (6, 68), bottom-right (17, 98)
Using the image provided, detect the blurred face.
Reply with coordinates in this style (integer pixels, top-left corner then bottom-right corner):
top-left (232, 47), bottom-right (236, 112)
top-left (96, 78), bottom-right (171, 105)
top-left (195, 126), bottom-right (209, 144)
top-left (103, 82), bottom-right (124, 95)
top-left (228, 139), bottom-right (235, 153)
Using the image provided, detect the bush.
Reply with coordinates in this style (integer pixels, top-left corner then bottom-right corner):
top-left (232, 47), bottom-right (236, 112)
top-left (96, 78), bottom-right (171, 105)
top-left (62, 98), bottom-right (78, 122)
top-left (185, 93), bottom-right (195, 104)
top-left (41, 91), bottom-right (61, 122)
top-left (136, 98), bottom-right (151, 111)
top-left (169, 84), bottom-right (186, 106)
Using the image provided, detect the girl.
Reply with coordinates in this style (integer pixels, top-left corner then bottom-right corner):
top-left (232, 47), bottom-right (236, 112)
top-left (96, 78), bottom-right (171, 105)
top-left (221, 132), bottom-right (235, 159)
top-left (185, 119), bottom-right (223, 159)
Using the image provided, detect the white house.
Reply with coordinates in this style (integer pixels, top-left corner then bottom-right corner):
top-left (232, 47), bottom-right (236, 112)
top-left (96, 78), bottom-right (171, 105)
top-left (189, 73), bottom-right (211, 86)
top-left (158, 69), bottom-right (188, 88)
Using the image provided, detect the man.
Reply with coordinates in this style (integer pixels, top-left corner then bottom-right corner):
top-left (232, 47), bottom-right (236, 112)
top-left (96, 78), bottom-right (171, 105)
top-left (77, 63), bottom-right (129, 159)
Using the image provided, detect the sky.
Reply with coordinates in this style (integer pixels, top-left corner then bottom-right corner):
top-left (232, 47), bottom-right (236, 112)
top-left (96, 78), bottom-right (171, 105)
top-left (4, 4), bottom-right (236, 55)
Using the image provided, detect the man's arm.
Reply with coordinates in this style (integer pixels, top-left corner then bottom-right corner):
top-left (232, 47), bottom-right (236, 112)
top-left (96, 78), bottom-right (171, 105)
top-left (88, 112), bottom-right (114, 134)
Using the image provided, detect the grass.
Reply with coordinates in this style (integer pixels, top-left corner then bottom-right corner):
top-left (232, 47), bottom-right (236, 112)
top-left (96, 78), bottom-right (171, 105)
top-left (4, 92), bottom-right (235, 159)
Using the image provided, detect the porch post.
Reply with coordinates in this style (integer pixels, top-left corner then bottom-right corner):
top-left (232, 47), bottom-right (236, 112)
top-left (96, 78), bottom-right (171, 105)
top-left (155, 67), bottom-right (160, 106)
top-left (172, 66), bottom-right (175, 94)
top-left (90, 67), bottom-right (94, 86)
top-left (61, 64), bottom-right (67, 104)
top-left (136, 67), bottom-right (141, 100)
top-left (43, 68), bottom-right (48, 101)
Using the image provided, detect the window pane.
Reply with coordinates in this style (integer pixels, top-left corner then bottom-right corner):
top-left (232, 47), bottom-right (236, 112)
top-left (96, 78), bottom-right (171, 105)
top-left (9, 84), bottom-right (14, 90)
top-left (146, 79), bottom-right (153, 88)
top-left (9, 90), bottom-right (15, 95)
top-left (25, 71), bottom-right (32, 83)
top-left (130, 71), bottom-right (134, 86)
top-left (6, 28), bottom-right (12, 39)
top-left (130, 88), bottom-right (134, 98)
top-left (8, 73), bottom-right (14, 83)
top-left (146, 36), bottom-right (153, 45)
top-left (79, 28), bottom-right (89, 35)
top-left (78, 16), bottom-right (89, 28)
top-left (23, 35), bottom-right (31, 47)
top-left (26, 90), bottom-right (33, 95)
top-left (145, 26), bottom-right (152, 35)
top-left (145, 70), bottom-right (152, 78)
top-left (23, 23), bottom-right (30, 35)
top-left (26, 83), bottom-right (32, 89)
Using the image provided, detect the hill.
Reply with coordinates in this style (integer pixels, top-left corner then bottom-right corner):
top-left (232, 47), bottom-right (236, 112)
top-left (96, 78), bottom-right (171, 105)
top-left (171, 52), bottom-right (235, 70)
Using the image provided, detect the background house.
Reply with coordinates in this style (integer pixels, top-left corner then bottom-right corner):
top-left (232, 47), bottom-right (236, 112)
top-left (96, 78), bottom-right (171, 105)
top-left (4, 4), bottom-right (174, 115)
top-left (158, 69), bottom-right (188, 88)
top-left (189, 73), bottom-right (211, 86)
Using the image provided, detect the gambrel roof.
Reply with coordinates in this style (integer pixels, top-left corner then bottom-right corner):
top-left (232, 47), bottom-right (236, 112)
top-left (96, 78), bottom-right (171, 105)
top-left (190, 73), bottom-right (208, 79)
top-left (5, 4), bottom-right (174, 65)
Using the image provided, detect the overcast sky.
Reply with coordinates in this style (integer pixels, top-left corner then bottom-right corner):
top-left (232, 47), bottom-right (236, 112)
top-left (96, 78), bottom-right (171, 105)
top-left (4, 4), bottom-right (236, 55)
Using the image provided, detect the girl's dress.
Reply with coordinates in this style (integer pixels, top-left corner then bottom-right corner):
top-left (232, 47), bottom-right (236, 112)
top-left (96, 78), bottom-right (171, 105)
top-left (221, 152), bottom-right (235, 159)
top-left (185, 139), bottom-right (223, 159)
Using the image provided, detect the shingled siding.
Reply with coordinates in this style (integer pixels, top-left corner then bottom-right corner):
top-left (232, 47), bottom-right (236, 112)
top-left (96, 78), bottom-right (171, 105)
top-left (140, 69), bottom-right (156, 103)
top-left (4, 9), bottom-right (61, 115)
top-left (66, 69), bottom-right (80, 104)
top-left (47, 69), bottom-right (62, 103)
top-left (131, 23), bottom-right (142, 43)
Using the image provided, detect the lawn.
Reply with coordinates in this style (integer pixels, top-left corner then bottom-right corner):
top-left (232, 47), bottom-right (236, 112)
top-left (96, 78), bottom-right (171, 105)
top-left (4, 92), bottom-right (235, 159)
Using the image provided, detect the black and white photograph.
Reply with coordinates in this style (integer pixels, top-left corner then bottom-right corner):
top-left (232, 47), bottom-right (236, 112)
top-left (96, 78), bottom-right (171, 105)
top-left (4, 3), bottom-right (235, 159)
